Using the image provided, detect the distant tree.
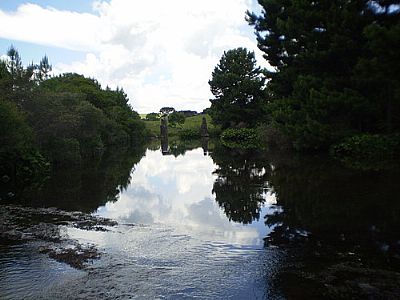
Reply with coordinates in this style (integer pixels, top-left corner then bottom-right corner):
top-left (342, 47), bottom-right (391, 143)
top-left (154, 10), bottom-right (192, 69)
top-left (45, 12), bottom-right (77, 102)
top-left (169, 112), bottom-right (185, 127)
top-left (179, 110), bottom-right (198, 117)
top-left (7, 45), bottom-right (23, 80)
top-left (146, 112), bottom-right (160, 121)
top-left (37, 55), bottom-right (52, 81)
top-left (201, 108), bottom-right (211, 115)
top-left (209, 48), bottom-right (266, 129)
top-left (160, 107), bottom-right (175, 116)
top-left (5, 46), bottom-right (35, 105)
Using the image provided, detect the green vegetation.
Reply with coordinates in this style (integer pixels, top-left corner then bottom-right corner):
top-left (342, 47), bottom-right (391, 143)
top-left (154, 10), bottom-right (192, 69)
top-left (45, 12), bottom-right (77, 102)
top-left (331, 133), bottom-right (400, 170)
top-left (144, 114), bottom-right (220, 139)
top-left (206, 2), bottom-right (400, 167)
top-left (0, 47), bottom-right (146, 198)
top-left (145, 112), bottom-right (160, 121)
top-left (220, 128), bottom-right (261, 149)
top-left (169, 111), bottom-right (185, 127)
top-left (209, 48), bottom-right (266, 129)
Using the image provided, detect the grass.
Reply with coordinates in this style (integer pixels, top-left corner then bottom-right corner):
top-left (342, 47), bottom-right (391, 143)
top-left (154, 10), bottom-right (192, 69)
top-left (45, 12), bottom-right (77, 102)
top-left (143, 114), bottom-right (220, 137)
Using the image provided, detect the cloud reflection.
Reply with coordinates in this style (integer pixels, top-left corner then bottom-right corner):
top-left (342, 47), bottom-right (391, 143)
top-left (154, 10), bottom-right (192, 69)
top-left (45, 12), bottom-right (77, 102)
top-left (96, 148), bottom-right (276, 247)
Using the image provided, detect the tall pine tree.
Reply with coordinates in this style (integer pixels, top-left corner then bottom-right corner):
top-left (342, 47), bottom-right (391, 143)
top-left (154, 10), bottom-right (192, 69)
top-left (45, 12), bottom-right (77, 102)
top-left (209, 48), bottom-right (266, 129)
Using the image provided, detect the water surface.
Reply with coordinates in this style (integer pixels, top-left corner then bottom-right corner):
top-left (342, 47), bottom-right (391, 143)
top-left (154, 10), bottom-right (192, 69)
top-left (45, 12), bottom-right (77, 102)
top-left (1, 141), bottom-right (400, 299)
top-left (1, 144), bottom-right (284, 299)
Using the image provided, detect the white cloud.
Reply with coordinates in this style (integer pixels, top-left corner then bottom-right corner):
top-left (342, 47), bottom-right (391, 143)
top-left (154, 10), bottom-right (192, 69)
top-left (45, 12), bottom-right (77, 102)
top-left (0, 0), bottom-right (269, 112)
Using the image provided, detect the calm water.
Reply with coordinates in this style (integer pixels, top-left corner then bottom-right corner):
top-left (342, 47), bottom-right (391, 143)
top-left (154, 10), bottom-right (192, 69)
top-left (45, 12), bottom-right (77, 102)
top-left (1, 140), bottom-right (400, 299)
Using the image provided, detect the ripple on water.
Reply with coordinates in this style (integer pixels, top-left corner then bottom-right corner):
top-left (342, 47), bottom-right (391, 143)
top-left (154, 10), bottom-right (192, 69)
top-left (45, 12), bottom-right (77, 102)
top-left (40, 223), bottom-right (284, 299)
top-left (0, 243), bottom-right (85, 300)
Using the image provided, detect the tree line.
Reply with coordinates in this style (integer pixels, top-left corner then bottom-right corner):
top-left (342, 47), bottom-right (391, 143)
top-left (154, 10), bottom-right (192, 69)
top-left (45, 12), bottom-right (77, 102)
top-left (0, 46), bottom-right (145, 195)
top-left (208, 0), bottom-right (399, 163)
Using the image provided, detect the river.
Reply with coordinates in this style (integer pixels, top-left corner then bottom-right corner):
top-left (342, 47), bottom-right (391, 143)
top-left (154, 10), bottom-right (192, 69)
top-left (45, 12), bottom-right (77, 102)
top-left (1, 140), bottom-right (399, 299)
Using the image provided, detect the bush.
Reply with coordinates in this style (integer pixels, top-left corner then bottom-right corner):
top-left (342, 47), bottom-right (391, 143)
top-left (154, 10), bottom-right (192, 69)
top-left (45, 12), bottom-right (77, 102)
top-left (220, 128), bottom-right (262, 149)
top-left (331, 134), bottom-right (400, 170)
top-left (145, 113), bottom-right (160, 121)
top-left (257, 124), bottom-right (292, 150)
top-left (169, 112), bottom-right (185, 127)
top-left (178, 128), bottom-right (200, 140)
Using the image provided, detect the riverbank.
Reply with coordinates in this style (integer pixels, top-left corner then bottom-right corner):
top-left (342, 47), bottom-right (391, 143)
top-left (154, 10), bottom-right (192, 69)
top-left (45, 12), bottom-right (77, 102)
top-left (0, 205), bottom-right (116, 269)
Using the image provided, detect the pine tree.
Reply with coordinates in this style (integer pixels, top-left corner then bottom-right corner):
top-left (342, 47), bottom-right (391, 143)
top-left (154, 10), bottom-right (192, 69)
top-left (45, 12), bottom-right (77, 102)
top-left (38, 55), bottom-right (52, 81)
top-left (248, 1), bottom-right (400, 149)
top-left (209, 48), bottom-right (266, 129)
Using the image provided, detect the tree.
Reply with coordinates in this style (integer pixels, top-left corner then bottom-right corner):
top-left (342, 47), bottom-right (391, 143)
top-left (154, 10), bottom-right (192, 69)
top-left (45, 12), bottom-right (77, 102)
top-left (247, 1), bottom-right (400, 150)
top-left (208, 48), bottom-right (266, 129)
top-left (159, 107), bottom-right (175, 116)
top-left (169, 112), bottom-right (185, 127)
top-left (37, 55), bottom-right (52, 81)
top-left (7, 45), bottom-right (23, 80)
top-left (146, 112), bottom-right (160, 121)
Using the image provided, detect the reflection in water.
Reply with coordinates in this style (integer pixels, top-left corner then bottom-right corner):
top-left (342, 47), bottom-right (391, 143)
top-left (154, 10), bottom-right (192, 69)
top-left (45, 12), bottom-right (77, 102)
top-left (263, 152), bottom-right (400, 298)
top-left (2, 140), bottom-right (400, 299)
top-left (48, 145), bottom-right (280, 299)
top-left (96, 146), bottom-right (275, 247)
top-left (265, 153), bottom-right (400, 253)
top-left (201, 137), bottom-right (209, 155)
top-left (211, 145), bottom-right (271, 224)
top-left (12, 145), bottom-right (147, 212)
top-left (161, 136), bottom-right (169, 155)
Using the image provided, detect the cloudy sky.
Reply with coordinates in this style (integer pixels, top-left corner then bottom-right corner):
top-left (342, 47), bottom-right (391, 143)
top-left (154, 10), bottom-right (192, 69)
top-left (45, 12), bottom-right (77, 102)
top-left (0, 0), bottom-right (267, 113)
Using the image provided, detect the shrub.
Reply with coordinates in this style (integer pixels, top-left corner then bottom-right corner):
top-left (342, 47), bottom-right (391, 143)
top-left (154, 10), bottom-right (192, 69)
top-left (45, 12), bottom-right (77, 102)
top-left (220, 128), bottom-right (262, 149)
top-left (331, 134), bottom-right (400, 170)
top-left (178, 128), bottom-right (200, 140)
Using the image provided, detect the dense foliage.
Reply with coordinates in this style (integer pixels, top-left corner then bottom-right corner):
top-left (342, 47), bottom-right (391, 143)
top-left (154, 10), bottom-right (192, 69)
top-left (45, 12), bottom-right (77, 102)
top-left (220, 128), bottom-right (261, 149)
top-left (208, 48), bottom-right (266, 129)
top-left (246, 0), bottom-right (400, 150)
top-left (0, 47), bottom-right (145, 197)
top-left (331, 133), bottom-right (400, 170)
top-left (145, 112), bottom-right (160, 121)
top-left (168, 111), bottom-right (185, 127)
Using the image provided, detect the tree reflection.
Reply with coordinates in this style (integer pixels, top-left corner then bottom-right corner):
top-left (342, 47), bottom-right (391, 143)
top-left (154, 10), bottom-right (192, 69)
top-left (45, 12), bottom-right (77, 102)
top-left (211, 145), bottom-right (271, 224)
top-left (164, 139), bottom-right (216, 158)
top-left (14, 145), bottom-right (147, 213)
top-left (261, 151), bottom-right (400, 298)
top-left (264, 152), bottom-right (400, 255)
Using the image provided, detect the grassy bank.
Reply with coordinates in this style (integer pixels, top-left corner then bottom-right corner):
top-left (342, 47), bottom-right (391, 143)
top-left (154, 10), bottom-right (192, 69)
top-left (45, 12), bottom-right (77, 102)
top-left (143, 114), bottom-right (220, 138)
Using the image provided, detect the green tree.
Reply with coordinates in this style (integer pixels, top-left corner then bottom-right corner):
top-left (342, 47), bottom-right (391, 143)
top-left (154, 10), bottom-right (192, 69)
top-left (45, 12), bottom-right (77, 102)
top-left (146, 112), bottom-right (160, 121)
top-left (160, 107), bottom-right (175, 116)
top-left (0, 100), bottom-right (33, 154)
top-left (169, 111), bottom-right (185, 127)
top-left (37, 55), bottom-right (52, 81)
top-left (208, 47), bottom-right (266, 129)
top-left (7, 45), bottom-right (23, 80)
top-left (247, 1), bottom-right (400, 150)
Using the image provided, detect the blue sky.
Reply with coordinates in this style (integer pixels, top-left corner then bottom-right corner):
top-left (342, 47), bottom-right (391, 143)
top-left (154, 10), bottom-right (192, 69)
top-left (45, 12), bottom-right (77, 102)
top-left (0, 39), bottom-right (86, 65)
top-left (0, 0), bottom-right (93, 13)
top-left (0, 0), bottom-right (94, 64)
top-left (0, 0), bottom-right (266, 113)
